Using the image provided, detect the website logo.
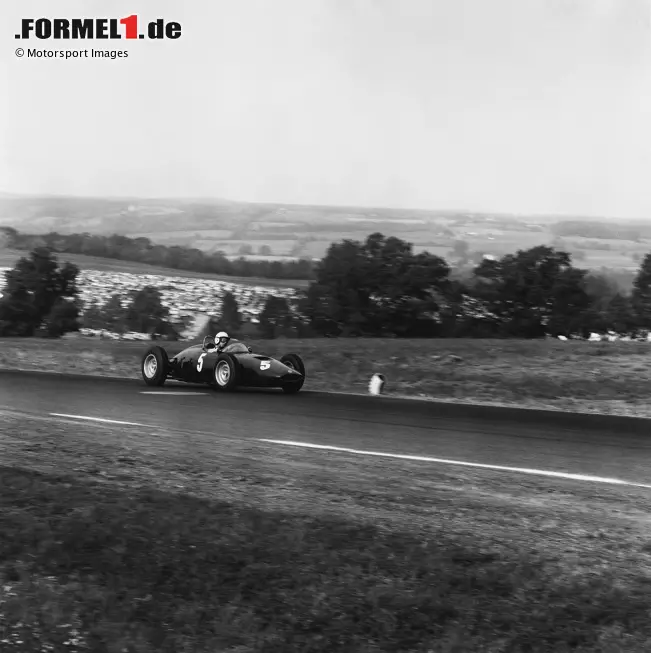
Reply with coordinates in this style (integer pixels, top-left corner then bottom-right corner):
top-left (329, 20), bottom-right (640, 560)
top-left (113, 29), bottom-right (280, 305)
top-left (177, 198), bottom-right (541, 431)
top-left (15, 16), bottom-right (182, 40)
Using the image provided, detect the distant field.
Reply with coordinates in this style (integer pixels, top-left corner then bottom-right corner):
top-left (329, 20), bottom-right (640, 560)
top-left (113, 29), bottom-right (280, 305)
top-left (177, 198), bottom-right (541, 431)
top-left (302, 240), bottom-right (337, 257)
top-left (4, 194), bottom-right (651, 275)
top-left (569, 236), bottom-right (650, 249)
top-left (461, 231), bottom-right (551, 254)
top-left (194, 239), bottom-right (298, 256)
top-left (130, 229), bottom-right (234, 239)
top-left (0, 249), bottom-right (310, 289)
top-left (581, 252), bottom-right (639, 269)
top-left (4, 336), bottom-right (651, 417)
top-left (224, 254), bottom-right (306, 262)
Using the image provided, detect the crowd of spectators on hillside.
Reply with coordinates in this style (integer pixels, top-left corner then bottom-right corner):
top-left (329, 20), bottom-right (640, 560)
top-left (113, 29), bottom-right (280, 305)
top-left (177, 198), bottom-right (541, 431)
top-left (0, 267), bottom-right (301, 338)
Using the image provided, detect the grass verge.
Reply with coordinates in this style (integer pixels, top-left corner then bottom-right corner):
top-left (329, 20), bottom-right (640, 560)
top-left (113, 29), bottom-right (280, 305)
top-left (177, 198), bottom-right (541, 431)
top-left (2, 337), bottom-right (651, 417)
top-left (2, 410), bottom-right (651, 651)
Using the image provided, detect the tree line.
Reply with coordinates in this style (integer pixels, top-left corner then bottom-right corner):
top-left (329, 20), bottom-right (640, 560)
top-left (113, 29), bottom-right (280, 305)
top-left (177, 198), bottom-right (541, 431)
top-left (1, 227), bottom-right (315, 281)
top-left (3, 234), bottom-right (651, 339)
top-left (550, 220), bottom-right (649, 242)
top-left (236, 233), bottom-right (651, 339)
top-left (1, 225), bottom-right (638, 293)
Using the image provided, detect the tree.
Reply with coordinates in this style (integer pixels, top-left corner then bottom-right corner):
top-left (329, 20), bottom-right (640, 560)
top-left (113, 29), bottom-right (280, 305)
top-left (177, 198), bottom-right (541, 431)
top-left (303, 239), bottom-right (368, 336)
top-left (584, 272), bottom-right (618, 300)
top-left (582, 272), bottom-right (620, 332)
top-left (219, 291), bottom-right (241, 333)
top-left (81, 300), bottom-right (105, 329)
top-left (238, 243), bottom-right (253, 256)
top-left (102, 294), bottom-right (127, 333)
top-left (0, 247), bottom-right (80, 337)
top-left (545, 266), bottom-right (592, 337)
top-left (0, 227), bottom-right (17, 248)
top-left (0, 290), bottom-right (38, 336)
top-left (258, 244), bottom-right (273, 256)
top-left (152, 318), bottom-right (180, 340)
top-left (259, 295), bottom-right (294, 338)
top-left (44, 297), bottom-right (80, 337)
top-left (631, 253), bottom-right (651, 328)
top-left (471, 246), bottom-right (590, 338)
top-left (603, 293), bottom-right (637, 335)
top-left (125, 286), bottom-right (171, 334)
top-left (303, 233), bottom-right (450, 336)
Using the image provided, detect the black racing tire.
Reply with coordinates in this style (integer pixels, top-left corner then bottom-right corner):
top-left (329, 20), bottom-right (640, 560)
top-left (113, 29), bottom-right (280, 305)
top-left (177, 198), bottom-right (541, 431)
top-left (141, 345), bottom-right (170, 386)
top-left (280, 353), bottom-right (305, 394)
top-left (213, 353), bottom-right (239, 391)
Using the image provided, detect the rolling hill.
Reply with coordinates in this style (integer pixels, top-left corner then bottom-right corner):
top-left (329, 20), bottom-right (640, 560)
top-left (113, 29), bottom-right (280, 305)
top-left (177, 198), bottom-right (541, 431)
top-left (0, 192), bottom-right (649, 268)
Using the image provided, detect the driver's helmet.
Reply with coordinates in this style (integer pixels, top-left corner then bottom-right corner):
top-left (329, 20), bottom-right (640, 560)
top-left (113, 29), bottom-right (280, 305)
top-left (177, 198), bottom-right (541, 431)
top-left (215, 331), bottom-right (230, 349)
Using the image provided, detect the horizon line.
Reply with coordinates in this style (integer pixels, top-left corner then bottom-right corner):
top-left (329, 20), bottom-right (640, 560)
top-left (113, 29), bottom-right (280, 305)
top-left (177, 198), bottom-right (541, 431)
top-left (1, 190), bottom-right (649, 223)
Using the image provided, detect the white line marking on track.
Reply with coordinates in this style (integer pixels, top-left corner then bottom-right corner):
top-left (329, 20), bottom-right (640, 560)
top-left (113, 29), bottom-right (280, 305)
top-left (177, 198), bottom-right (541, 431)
top-left (50, 413), bottom-right (151, 428)
top-left (141, 391), bottom-right (209, 395)
top-left (259, 439), bottom-right (651, 490)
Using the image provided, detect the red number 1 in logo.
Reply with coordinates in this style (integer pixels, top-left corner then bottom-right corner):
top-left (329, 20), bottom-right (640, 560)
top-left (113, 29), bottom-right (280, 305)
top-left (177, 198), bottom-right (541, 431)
top-left (120, 15), bottom-right (138, 39)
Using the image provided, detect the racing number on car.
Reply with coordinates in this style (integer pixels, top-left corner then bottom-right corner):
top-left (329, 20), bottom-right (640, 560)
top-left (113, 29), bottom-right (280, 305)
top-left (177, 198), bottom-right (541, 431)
top-left (260, 360), bottom-right (270, 370)
top-left (197, 352), bottom-right (208, 372)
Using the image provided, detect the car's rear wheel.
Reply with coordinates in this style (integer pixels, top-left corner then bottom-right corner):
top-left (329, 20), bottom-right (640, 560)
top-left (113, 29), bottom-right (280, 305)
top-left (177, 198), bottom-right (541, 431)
top-left (141, 346), bottom-right (169, 386)
top-left (280, 353), bottom-right (305, 394)
top-left (213, 353), bottom-right (239, 391)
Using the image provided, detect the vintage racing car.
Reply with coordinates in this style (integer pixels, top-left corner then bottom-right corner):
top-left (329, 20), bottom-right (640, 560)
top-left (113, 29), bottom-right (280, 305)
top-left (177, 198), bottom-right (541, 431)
top-left (140, 336), bottom-right (306, 394)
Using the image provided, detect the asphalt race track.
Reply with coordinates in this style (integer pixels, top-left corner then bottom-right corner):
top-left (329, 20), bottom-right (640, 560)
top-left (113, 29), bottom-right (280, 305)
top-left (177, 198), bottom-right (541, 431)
top-left (2, 369), bottom-right (651, 489)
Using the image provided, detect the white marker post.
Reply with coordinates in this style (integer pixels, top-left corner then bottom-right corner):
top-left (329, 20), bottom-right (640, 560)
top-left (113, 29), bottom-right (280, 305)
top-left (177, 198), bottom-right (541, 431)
top-left (368, 373), bottom-right (386, 396)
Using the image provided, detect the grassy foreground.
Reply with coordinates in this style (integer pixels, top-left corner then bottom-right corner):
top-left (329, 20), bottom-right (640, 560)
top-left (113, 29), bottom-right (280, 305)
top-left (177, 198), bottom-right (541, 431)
top-left (2, 409), bottom-right (651, 652)
top-left (2, 336), bottom-right (651, 417)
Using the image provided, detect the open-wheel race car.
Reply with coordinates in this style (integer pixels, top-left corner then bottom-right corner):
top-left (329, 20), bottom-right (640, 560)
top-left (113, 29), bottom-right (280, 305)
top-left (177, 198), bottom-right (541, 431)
top-left (140, 334), bottom-right (306, 394)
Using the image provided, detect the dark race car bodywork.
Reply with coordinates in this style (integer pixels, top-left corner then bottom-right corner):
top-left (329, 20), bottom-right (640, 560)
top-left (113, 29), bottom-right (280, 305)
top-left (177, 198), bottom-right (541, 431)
top-left (141, 338), bottom-right (306, 394)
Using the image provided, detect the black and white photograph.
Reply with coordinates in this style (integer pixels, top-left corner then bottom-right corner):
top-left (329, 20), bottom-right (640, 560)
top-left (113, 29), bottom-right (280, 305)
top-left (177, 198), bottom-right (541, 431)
top-left (2, 1), bottom-right (651, 650)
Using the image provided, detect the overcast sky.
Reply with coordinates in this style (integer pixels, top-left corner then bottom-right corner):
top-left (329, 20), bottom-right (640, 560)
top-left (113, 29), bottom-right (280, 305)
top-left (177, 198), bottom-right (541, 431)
top-left (2, 0), bottom-right (651, 218)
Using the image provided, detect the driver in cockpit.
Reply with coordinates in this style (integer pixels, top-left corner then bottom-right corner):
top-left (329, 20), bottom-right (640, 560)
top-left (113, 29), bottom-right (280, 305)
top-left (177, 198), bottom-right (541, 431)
top-left (204, 330), bottom-right (251, 353)
top-left (215, 331), bottom-right (231, 352)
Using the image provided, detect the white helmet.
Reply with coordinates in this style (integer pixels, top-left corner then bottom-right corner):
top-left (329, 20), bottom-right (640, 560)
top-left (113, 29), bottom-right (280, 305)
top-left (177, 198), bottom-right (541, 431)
top-left (215, 331), bottom-right (230, 348)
